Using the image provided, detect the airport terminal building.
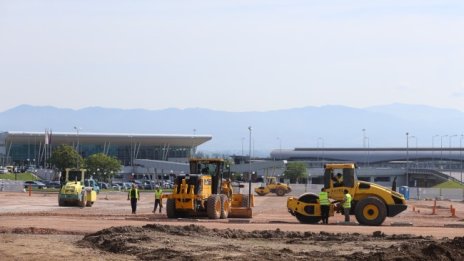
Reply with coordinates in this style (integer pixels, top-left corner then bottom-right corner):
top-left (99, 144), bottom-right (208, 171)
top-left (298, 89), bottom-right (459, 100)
top-left (271, 147), bottom-right (464, 187)
top-left (0, 131), bottom-right (212, 168)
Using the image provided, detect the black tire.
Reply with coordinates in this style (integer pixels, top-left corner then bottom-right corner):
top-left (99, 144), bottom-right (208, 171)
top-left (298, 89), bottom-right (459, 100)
top-left (166, 198), bottom-right (177, 218)
top-left (294, 193), bottom-right (321, 224)
top-left (207, 194), bottom-right (221, 219)
top-left (241, 194), bottom-right (250, 208)
top-left (58, 197), bottom-right (65, 206)
top-left (276, 188), bottom-right (285, 196)
top-left (86, 200), bottom-right (93, 207)
top-left (220, 194), bottom-right (230, 219)
top-left (355, 197), bottom-right (387, 226)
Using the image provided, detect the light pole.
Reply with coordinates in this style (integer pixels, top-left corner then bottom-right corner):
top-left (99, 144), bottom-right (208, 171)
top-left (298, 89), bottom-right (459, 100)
top-left (191, 129), bottom-right (197, 157)
top-left (74, 126), bottom-right (81, 168)
top-left (440, 135), bottom-right (448, 167)
top-left (317, 137), bottom-right (324, 167)
top-left (276, 137), bottom-right (282, 159)
top-left (362, 128), bottom-right (366, 148)
top-left (241, 137), bottom-right (245, 157)
top-left (460, 135), bottom-right (464, 183)
top-left (248, 126), bottom-right (252, 207)
top-left (365, 136), bottom-right (370, 167)
top-left (406, 132), bottom-right (409, 187)
top-left (449, 134), bottom-right (457, 174)
top-left (410, 136), bottom-right (417, 168)
top-left (432, 135), bottom-right (439, 168)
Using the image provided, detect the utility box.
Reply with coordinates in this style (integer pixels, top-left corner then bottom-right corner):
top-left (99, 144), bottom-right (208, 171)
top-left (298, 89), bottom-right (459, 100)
top-left (399, 186), bottom-right (409, 200)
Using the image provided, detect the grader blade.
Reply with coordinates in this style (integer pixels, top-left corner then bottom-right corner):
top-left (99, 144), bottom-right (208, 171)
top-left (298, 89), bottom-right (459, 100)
top-left (229, 207), bottom-right (253, 218)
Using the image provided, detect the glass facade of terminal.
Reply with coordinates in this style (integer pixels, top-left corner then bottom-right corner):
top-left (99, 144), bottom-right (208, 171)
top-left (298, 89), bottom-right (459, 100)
top-left (4, 142), bottom-right (191, 167)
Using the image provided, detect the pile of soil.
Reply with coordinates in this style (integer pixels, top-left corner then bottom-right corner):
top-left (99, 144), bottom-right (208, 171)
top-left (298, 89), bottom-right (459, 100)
top-left (79, 224), bottom-right (464, 260)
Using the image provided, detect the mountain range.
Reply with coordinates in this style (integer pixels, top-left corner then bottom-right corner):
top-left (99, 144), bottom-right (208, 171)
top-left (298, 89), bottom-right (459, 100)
top-left (1, 104), bottom-right (464, 156)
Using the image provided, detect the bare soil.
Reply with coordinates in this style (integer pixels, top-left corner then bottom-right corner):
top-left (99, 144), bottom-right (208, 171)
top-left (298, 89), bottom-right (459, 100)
top-left (0, 191), bottom-right (463, 260)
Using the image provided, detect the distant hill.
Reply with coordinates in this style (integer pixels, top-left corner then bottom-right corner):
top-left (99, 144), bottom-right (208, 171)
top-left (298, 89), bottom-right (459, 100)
top-left (1, 104), bottom-right (464, 156)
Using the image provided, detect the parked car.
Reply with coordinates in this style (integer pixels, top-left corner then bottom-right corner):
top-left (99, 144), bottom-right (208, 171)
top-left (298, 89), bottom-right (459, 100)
top-left (0, 167), bottom-right (8, 174)
top-left (98, 182), bottom-right (109, 189)
top-left (122, 182), bottom-right (132, 190)
top-left (143, 181), bottom-right (156, 190)
top-left (111, 183), bottom-right (121, 190)
top-left (23, 181), bottom-right (47, 189)
top-left (43, 180), bottom-right (61, 189)
top-left (162, 180), bottom-right (174, 189)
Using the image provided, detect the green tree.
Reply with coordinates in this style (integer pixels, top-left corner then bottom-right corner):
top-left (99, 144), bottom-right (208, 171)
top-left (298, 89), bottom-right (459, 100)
top-left (283, 161), bottom-right (307, 183)
top-left (48, 144), bottom-right (83, 173)
top-left (85, 153), bottom-right (122, 182)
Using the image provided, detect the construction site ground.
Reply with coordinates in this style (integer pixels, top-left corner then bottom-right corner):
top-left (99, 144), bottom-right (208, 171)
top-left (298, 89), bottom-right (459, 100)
top-left (0, 191), bottom-right (463, 260)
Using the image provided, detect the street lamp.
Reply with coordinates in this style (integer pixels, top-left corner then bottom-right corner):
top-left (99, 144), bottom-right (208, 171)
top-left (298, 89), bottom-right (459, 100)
top-left (241, 137), bottom-right (245, 157)
top-left (432, 135), bottom-right (439, 168)
top-left (317, 137), bottom-right (324, 167)
top-left (248, 126), bottom-right (252, 207)
top-left (409, 136), bottom-right (417, 167)
top-left (406, 132), bottom-right (409, 187)
top-left (440, 135), bottom-right (448, 166)
top-left (449, 134), bottom-right (457, 173)
top-left (74, 126), bottom-right (82, 168)
top-left (362, 128), bottom-right (366, 148)
top-left (460, 135), bottom-right (464, 183)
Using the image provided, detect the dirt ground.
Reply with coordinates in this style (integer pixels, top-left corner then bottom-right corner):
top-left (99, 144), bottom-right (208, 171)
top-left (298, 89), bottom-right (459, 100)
top-left (0, 191), bottom-right (463, 260)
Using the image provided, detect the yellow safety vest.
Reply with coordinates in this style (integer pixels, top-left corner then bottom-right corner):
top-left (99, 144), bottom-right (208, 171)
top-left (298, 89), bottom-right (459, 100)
top-left (319, 191), bottom-right (330, 205)
top-left (154, 189), bottom-right (163, 199)
top-left (343, 193), bottom-right (352, 209)
top-left (129, 188), bottom-right (139, 199)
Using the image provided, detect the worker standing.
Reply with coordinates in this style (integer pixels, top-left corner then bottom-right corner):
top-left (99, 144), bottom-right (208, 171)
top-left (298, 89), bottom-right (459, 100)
top-left (341, 189), bottom-right (352, 222)
top-left (319, 187), bottom-right (330, 224)
top-left (153, 186), bottom-right (163, 214)
top-left (127, 183), bottom-right (140, 214)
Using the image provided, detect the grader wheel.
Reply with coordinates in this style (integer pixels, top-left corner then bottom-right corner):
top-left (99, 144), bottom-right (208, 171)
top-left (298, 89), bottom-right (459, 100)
top-left (207, 194), bottom-right (221, 219)
top-left (220, 194), bottom-right (230, 219)
top-left (166, 199), bottom-right (177, 218)
top-left (355, 197), bottom-right (387, 226)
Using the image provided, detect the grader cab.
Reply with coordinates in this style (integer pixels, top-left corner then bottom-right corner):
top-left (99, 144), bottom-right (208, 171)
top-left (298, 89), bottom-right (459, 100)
top-left (287, 163), bottom-right (407, 226)
top-left (165, 158), bottom-right (253, 219)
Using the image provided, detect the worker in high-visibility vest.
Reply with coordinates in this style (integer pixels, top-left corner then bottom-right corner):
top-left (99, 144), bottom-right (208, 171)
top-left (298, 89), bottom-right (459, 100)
top-left (153, 186), bottom-right (163, 214)
top-left (341, 189), bottom-right (352, 222)
top-left (127, 183), bottom-right (140, 214)
top-left (318, 187), bottom-right (330, 224)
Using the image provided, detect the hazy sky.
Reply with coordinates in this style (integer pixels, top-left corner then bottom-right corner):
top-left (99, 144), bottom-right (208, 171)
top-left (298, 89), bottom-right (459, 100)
top-left (1, 0), bottom-right (463, 112)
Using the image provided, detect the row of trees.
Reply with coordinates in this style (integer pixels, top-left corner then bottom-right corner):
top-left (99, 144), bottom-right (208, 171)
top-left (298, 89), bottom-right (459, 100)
top-left (49, 145), bottom-right (121, 182)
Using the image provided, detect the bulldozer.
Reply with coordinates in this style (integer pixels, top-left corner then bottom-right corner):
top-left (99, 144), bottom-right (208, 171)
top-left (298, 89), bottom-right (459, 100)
top-left (165, 158), bottom-right (254, 219)
top-left (58, 168), bottom-right (97, 207)
top-left (255, 176), bottom-right (292, 196)
top-left (287, 163), bottom-right (407, 226)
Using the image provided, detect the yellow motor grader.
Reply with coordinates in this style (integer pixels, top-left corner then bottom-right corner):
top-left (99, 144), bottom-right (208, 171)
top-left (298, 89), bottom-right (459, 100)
top-left (165, 158), bottom-right (254, 219)
top-left (255, 176), bottom-right (292, 196)
top-left (58, 168), bottom-right (97, 207)
top-left (287, 163), bottom-right (407, 226)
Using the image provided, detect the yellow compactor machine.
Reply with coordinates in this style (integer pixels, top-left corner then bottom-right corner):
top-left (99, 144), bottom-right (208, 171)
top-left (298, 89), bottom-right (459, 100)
top-left (58, 168), bottom-right (97, 207)
top-left (165, 158), bottom-right (254, 219)
top-left (255, 176), bottom-right (292, 196)
top-left (287, 163), bottom-right (407, 226)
